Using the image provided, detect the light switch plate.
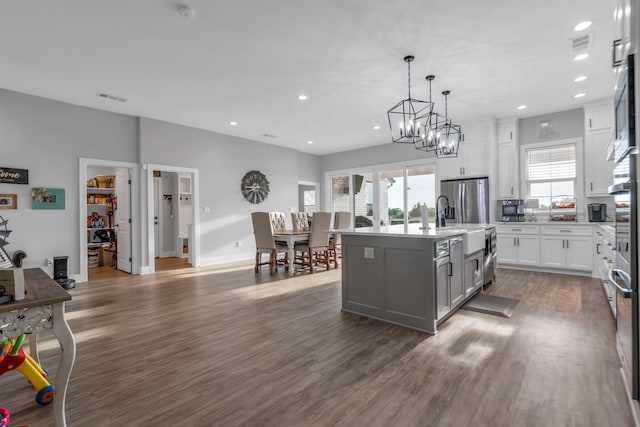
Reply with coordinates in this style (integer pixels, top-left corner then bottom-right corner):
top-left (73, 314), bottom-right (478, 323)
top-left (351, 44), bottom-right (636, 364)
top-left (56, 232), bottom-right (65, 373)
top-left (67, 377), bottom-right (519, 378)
top-left (364, 247), bottom-right (374, 259)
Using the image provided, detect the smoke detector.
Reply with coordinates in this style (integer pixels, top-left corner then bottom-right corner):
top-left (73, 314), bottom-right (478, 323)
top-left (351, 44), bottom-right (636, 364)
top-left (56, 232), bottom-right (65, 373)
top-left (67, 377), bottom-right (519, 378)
top-left (177, 5), bottom-right (196, 20)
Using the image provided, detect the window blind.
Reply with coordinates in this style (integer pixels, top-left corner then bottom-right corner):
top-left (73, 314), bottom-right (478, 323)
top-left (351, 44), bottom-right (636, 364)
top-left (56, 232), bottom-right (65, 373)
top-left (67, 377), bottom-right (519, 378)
top-left (527, 144), bottom-right (576, 181)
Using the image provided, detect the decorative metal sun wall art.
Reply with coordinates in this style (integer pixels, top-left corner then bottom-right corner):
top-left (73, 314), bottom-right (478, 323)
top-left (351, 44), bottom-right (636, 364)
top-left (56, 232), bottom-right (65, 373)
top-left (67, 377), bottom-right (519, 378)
top-left (241, 170), bottom-right (270, 204)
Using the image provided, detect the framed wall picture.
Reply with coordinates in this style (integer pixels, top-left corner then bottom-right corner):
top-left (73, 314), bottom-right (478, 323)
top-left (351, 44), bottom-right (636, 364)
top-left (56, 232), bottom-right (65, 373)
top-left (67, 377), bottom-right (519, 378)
top-left (0, 194), bottom-right (17, 209)
top-left (32, 187), bottom-right (65, 209)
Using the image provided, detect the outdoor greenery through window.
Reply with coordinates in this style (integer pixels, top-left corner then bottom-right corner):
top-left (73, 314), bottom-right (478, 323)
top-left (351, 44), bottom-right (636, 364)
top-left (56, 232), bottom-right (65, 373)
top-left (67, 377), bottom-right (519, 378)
top-left (525, 143), bottom-right (576, 215)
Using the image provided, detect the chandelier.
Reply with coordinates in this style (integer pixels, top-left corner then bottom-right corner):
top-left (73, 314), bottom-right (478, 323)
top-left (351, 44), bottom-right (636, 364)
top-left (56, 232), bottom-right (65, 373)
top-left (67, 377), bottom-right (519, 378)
top-left (387, 56), bottom-right (433, 144)
top-left (389, 56), bottom-right (463, 158)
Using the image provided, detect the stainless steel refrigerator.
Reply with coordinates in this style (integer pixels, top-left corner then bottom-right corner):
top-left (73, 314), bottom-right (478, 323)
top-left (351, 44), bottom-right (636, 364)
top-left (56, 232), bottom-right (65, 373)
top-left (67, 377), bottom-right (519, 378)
top-left (439, 177), bottom-right (490, 224)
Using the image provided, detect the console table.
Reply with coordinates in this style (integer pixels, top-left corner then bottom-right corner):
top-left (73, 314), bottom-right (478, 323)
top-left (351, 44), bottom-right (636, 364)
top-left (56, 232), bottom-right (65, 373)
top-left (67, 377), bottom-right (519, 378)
top-left (0, 268), bottom-right (76, 427)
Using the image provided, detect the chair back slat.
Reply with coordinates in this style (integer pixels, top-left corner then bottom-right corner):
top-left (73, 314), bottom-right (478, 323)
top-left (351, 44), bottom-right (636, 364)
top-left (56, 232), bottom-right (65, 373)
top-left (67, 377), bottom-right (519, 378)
top-left (252, 212), bottom-right (276, 250)
top-left (269, 212), bottom-right (287, 232)
top-left (291, 212), bottom-right (310, 231)
top-left (308, 212), bottom-right (331, 248)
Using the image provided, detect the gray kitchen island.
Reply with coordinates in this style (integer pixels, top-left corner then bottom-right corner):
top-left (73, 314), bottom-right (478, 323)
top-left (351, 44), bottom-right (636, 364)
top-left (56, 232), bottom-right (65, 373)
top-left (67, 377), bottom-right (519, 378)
top-left (340, 224), bottom-right (487, 334)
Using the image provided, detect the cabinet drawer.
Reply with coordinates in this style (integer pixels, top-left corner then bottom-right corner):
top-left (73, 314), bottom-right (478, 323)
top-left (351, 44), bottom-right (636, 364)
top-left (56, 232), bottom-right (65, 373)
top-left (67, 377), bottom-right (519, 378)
top-left (540, 226), bottom-right (593, 236)
top-left (496, 225), bottom-right (539, 235)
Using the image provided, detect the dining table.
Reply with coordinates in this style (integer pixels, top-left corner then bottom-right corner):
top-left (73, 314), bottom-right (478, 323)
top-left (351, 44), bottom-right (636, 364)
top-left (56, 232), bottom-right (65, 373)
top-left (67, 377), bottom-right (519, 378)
top-left (273, 230), bottom-right (310, 275)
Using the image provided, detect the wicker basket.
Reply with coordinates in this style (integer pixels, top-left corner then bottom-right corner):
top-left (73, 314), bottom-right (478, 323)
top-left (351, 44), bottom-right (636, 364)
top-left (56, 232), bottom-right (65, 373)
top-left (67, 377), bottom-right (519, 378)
top-left (88, 249), bottom-right (100, 268)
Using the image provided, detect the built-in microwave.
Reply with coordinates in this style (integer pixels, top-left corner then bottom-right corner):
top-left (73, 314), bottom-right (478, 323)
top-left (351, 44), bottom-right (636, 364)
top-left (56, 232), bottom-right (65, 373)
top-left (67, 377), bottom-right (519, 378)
top-left (614, 53), bottom-right (635, 162)
top-left (499, 199), bottom-right (525, 222)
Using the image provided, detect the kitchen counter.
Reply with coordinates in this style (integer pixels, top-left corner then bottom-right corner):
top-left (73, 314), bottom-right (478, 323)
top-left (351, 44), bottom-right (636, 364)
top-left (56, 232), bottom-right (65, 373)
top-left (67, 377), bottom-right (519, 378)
top-left (337, 223), bottom-right (488, 239)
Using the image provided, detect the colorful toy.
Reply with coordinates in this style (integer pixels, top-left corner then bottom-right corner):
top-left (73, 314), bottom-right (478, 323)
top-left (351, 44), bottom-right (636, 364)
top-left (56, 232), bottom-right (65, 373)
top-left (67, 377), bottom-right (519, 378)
top-left (0, 334), bottom-right (55, 405)
top-left (0, 408), bottom-right (9, 427)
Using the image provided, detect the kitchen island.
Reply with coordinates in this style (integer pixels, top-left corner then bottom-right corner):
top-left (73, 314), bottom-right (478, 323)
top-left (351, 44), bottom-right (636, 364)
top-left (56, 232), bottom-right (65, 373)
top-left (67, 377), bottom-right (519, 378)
top-left (340, 224), bottom-right (487, 334)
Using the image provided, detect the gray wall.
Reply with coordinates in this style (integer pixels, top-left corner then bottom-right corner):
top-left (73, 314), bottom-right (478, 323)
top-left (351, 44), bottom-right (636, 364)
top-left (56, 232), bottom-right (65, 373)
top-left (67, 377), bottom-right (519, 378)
top-left (519, 108), bottom-right (584, 145)
top-left (0, 89), bottom-right (138, 275)
top-left (320, 141), bottom-right (434, 172)
top-left (139, 118), bottom-right (321, 264)
top-left (0, 89), bottom-right (323, 276)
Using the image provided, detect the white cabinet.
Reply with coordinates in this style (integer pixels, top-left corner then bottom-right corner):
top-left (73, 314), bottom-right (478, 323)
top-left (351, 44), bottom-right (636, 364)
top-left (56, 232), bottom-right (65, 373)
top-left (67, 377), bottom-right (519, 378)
top-left (539, 226), bottom-right (593, 272)
top-left (435, 237), bottom-right (464, 320)
top-left (177, 173), bottom-right (192, 239)
top-left (497, 118), bottom-right (519, 198)
top-left (496, 225), bottom-right (540, 266)
top-left (584, 102), bottom-right (614, 131)
top-left (437, 139), bottom-right (488, 180)
top-left (584, 101), bottom-right (615, 196)
top-left (497, 143), bottom-right (518, 198)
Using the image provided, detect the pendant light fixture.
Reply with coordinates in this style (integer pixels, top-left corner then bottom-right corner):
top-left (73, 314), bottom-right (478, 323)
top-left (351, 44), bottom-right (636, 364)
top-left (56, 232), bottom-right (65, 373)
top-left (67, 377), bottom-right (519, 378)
top-left (434, 90), bottom-right (463, 158)
top-left (387, 56), bottom-right (433, 144)
top-left (415, 75), bottom-right (449, 152)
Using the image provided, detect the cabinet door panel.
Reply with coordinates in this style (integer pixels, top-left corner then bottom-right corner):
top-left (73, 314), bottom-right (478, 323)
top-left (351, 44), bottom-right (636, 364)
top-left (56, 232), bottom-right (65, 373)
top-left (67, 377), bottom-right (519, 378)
top-left (497, 235), bottom-right (517, 264)
top-left (540, 236), bottom-right (566, 268)
top-left (566, 237), bottom-right (594, 271)
top-left (498, 143), bottom-right (517, 198)
top-left (585, 128), bottom-right (615, 196)
top-left (435, 258), bottom-right (451, 320)
top-left (517, 235), bottom-right (540, 266)
top-left (462, 141), bottom-right (488, 177)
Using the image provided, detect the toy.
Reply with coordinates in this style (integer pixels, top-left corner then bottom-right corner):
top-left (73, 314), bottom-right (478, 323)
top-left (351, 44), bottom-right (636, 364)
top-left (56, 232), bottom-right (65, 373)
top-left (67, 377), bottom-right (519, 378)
top-left (0, 334), bottom-right (55, 405)
top-left (0, 408), bottom-right (9, 427)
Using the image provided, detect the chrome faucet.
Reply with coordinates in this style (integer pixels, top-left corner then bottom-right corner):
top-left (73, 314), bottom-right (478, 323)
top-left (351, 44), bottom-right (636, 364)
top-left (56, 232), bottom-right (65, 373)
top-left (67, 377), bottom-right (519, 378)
top-left (436, 195), bottom-right (450, 228)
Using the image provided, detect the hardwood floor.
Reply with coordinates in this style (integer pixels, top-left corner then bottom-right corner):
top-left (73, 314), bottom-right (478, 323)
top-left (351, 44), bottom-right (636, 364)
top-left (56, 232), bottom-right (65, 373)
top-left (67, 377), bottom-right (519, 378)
top-left (1, 265), bottom-right (633, 426)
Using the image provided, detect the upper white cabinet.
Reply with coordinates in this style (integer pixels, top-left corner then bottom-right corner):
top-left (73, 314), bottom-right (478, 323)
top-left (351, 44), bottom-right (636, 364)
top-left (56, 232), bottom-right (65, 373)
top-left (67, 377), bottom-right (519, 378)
top-left (613, 0), bottom-right (633, 67)
top-left (497, 118), bottom-right (519, 199)
top-left (584, 101), bottom-right (615, 197)
top-left (437, 118), bottom-right (491, 180)
top-left (584, 101), bottom-right (614, 131)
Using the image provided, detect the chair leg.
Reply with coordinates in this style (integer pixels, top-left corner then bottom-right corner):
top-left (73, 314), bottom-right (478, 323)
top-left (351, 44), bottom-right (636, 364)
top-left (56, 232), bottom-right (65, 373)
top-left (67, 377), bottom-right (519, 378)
top-left (270, 249), bottom-right (276, 275)
top-left (308, 249), bottom-right (314, 273)
top-left (255, 252), bottom-right (260, 273)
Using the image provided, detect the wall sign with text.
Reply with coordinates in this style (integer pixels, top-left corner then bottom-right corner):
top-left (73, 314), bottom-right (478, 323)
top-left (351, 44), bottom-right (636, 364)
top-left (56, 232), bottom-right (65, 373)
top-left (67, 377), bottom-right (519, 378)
top-left (0, 167), bottom-right (29, 184)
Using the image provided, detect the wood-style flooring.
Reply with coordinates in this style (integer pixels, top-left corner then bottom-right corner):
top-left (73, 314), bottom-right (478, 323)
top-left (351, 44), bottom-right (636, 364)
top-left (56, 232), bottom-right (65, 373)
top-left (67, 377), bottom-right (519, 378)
top-left (1, 261), bottom-right (634, 426)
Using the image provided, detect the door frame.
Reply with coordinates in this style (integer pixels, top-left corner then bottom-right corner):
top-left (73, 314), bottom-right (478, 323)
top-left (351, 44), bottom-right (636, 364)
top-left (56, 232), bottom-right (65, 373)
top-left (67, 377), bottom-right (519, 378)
top-left (297, 180), bottom-right (320, 213)
top-left (79, 158), bottom-right (141, 283)
top-left (145, 163), bottom-right (200, 272)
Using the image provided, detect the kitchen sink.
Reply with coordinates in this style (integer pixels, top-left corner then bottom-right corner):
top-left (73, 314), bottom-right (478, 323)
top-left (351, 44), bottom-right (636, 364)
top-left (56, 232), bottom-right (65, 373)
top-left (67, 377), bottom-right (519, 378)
top-left (463, 229), bottom-right (485, 255)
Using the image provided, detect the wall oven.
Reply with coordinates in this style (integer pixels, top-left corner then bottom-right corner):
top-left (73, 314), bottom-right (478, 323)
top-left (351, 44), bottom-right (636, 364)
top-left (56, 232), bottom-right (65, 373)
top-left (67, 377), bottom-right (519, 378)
top-left (499, 199), bottom-right (525, 222)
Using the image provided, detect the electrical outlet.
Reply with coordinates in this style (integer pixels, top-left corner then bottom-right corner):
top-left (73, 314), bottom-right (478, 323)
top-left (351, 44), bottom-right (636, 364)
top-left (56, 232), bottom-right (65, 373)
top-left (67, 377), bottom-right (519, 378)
top-left (364, 247), bottom-right (374, 259)
top-left (46, 257), bottom-right (53, 266)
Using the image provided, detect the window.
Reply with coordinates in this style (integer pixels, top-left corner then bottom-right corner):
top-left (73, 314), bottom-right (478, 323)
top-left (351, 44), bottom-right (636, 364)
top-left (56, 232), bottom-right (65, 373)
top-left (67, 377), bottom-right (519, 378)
top-left (303, 190), bottom-right (316, 213)
top-left (525, 143), bottom-right (576, 210)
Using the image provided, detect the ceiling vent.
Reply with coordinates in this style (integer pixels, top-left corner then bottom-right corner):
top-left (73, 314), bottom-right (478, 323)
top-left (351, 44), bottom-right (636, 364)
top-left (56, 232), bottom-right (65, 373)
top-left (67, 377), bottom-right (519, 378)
top-left (262, 133), bottom-right (277, 138)
top-left (570, 33), bottom-right (593, 52)
top-left (96, 92), bottom-right (127, 103)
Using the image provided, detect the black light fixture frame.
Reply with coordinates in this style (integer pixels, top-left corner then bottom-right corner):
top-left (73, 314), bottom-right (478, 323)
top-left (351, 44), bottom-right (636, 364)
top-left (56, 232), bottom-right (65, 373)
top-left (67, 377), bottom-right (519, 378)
top-left (415, 75), bottom-right (450, 152)
top-left (434, 90), bottom-right (463, 158)
top-left (387, 56), bottom-right (434, 144)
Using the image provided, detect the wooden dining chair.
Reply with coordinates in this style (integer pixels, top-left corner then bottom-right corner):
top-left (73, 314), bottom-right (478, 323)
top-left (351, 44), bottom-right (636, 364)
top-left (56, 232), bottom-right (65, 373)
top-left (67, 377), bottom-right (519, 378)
top-left (329, 211), bottom-right (352, 268)
top-left (294, 211), bottom-right (331, 273)
top-left (251, 212), bottom-right (288, 275)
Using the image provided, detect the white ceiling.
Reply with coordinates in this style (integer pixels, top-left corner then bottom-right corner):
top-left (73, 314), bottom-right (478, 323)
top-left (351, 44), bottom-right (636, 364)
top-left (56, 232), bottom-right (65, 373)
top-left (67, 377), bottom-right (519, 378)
top-left (0, 0), bottom-right (615, 155)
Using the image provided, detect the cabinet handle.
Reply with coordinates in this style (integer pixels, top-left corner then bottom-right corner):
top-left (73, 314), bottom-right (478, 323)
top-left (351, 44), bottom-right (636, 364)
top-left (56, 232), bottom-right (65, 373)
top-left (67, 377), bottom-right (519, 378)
top-left (562, 240), bottom-right (565, 249)
top-left (448, 262), bottom-right (453, 277)
top-left (511, 186), bottom-right (513, 195)
top-left (566, 239), bottom-right (569, 249)
top-left (511, 228), bottom-right (522, 232)
top-left (559, 230), bottom-right (571, 233)
top-left (613, 38), bottom-right (624, 67)
top-left (475, 259), bottom-right (480, 272)
top-left (517, 237), bottom-right (520, 246)
top-left (513, 237), bottom-right (516, 246)
top-left (589, 118), bottom-right (592, 129)
top-left (596, 243), bottom-right (601, 254)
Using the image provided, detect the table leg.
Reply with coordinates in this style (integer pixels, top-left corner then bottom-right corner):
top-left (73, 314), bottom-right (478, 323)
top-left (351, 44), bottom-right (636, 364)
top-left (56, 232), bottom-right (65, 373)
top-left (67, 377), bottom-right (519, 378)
top-left (52, 302), bottom-right (76, 427)
top-left (29, 332), bottom-right (39, 365)
top-left (288, 240), bottom-right (295, 276)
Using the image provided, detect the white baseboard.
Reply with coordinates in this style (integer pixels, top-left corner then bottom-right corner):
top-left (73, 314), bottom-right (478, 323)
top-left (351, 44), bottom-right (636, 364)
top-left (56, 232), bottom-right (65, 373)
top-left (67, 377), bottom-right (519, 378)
top-left (496, 264), bottom-right (592, 277)
top-left (199, 252), bottom-right (254, 267)
top-left (139, 265), bottom-right (153, 275)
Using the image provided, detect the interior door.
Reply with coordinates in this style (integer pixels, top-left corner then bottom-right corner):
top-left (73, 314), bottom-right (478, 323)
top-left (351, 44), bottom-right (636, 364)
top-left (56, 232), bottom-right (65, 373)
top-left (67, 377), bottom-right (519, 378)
top-left (153, 177), bottom-right (160, 258)
top-left (116, 169), bottom-right (132, 273)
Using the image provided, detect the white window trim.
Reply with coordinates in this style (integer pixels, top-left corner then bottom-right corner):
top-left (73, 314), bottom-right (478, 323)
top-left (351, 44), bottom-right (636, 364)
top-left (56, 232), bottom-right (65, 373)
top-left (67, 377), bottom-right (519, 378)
top-left (519, 137), bottom-right (584, 213)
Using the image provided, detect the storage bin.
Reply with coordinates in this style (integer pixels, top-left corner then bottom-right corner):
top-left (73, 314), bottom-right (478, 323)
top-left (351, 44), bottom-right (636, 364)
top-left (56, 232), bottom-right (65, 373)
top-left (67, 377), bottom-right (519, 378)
top-left (88, 249), bottom-right (100, 268)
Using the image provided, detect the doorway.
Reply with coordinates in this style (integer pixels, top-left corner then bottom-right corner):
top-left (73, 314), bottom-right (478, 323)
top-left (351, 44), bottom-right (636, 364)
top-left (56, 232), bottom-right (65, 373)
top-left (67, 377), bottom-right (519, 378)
top-left (79, 158), bottom-right (140, 283)
top-left (146, 164), bottom-right (200, 273)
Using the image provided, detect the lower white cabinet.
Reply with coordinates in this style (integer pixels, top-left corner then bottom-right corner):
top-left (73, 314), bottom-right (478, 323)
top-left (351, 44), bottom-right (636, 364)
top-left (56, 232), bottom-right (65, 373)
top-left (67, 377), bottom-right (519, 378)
top-left (540, 236), bottom-right (593, 271)
top-left (497, 234), bottom-right (540, 266)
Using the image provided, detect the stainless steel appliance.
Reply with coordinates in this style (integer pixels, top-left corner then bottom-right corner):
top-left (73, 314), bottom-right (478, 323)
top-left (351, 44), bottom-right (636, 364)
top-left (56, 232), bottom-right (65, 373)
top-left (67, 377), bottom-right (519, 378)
top-left (439, 177), bottom-right (489, 224)
top-left (499, 199), bottom-right (525, 222)
top-left (608, 52), bottom-right (639, 403)
top-left (483, 227), bottom-right (496, 285)
top-left (587, 203), bottom-right (607, 222)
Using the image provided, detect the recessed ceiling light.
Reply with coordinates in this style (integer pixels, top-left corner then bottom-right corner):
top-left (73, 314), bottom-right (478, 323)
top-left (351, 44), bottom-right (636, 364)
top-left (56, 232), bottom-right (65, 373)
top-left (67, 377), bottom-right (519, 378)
top-left (574, 92), bottom-right (586, 98)
top-left (298, 94), bottom-right (308, 101)
top-left (229, 121), bottom-right (238, 126)
top-left (373, 125), bottom-right (381, 130)
top-left (574, 53), bottom-right (589, 61)
top-left (307, 140), bottom-right (313, 144)
top-left (517, 105), bottom-right (527, 110)
top-left (574, 21), bottom-right (592, 31)
top-left (177, 5), bottom-right (196, 20)
top-left (574, 75), bottom-right (588, 82)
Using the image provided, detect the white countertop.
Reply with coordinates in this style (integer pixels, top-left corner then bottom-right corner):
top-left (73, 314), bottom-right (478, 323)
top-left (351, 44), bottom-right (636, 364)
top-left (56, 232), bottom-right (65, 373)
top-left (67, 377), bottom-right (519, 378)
top-left (336, 223), bottom-right (490, 239)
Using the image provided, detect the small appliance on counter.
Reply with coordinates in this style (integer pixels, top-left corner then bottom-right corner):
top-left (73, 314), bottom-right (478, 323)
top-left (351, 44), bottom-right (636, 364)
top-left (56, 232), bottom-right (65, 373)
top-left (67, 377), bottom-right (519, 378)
top-left (499, 199), bottom-right (525, 222)
top-left (587, 203), bottom-right (607, 222)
